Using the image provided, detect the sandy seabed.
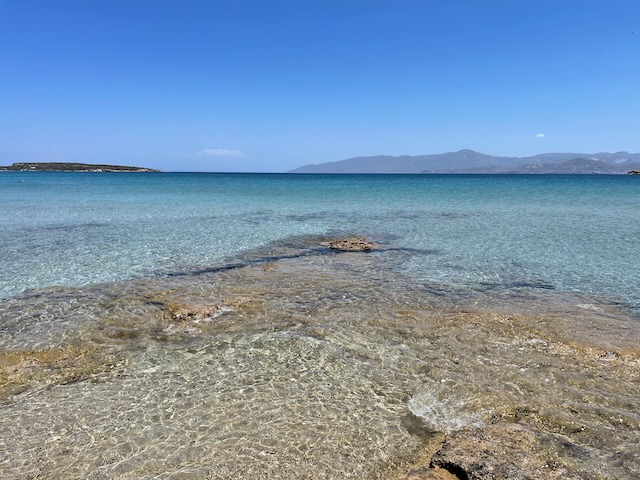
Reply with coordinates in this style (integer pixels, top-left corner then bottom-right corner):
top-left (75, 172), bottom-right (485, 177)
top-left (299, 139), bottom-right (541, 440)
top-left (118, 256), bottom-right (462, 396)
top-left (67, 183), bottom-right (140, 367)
top-left (1, 238), bottom-right (639, 479)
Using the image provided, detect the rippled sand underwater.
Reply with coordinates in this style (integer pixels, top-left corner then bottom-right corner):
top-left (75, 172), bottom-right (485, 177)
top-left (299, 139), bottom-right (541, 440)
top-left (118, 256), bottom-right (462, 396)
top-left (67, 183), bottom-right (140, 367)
top-left (1, 238), bottom-right (639, 479)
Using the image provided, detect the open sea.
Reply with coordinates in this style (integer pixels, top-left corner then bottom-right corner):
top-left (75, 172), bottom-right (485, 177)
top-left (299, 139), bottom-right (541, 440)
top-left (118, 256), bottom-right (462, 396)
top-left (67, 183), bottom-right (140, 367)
top-left (1, 172), bottom-right (639, 479)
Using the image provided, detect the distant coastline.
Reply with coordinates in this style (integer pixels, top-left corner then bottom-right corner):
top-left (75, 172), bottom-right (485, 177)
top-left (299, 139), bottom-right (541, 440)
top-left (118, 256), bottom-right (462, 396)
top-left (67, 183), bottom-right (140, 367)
top-left (290, 149), bottom-right (640, 174)
top-left (0, 162), bottom-right (159, 172)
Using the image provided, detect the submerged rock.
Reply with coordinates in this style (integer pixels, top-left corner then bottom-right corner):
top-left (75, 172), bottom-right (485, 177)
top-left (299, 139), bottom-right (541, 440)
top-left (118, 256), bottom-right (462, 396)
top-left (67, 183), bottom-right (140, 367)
top-left (327, 237), bottom-right (375, 251)
top-left (430, 423), bottom-right (585, 480)
top-left (0, 346), bottom-right (114, 400)
top-left (168, 303), bottom-right (232, 321)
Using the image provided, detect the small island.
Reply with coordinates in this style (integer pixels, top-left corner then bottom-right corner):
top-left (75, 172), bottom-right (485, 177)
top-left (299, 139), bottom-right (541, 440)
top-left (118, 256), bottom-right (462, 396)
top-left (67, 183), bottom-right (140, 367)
top-left (0, 162), bottom-right (159, 172)
top-left (628, 170), bottom-right (640, 175)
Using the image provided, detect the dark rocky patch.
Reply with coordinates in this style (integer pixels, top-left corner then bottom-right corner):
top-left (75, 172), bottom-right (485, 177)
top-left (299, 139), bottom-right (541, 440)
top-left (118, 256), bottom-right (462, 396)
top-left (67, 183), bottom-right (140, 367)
top-left (0, 162), bottom-right (159, 172)
top-left (327, 237), bottom-right (375, 251)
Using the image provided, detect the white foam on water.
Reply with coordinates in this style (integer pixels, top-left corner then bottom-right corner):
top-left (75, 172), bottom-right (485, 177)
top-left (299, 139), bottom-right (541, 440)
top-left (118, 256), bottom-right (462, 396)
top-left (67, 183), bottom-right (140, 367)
top-left (407, 389), bottom-right (485, 434)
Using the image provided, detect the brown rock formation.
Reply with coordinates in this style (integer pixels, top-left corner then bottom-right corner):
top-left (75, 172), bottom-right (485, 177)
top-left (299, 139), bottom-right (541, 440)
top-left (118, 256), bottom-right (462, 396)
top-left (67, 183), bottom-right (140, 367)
top-left (327, 237), bottom-right (375, 251)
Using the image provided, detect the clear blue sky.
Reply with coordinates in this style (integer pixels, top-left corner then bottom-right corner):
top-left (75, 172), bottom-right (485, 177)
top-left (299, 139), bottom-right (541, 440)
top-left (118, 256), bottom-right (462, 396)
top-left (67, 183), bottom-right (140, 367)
top-left (1, 1), bottom-right (638, 172)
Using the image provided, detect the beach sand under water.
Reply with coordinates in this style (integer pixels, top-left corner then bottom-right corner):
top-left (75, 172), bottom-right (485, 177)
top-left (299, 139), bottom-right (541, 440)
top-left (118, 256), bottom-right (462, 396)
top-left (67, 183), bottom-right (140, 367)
top-left (1, 236), bottom-right (639, 479)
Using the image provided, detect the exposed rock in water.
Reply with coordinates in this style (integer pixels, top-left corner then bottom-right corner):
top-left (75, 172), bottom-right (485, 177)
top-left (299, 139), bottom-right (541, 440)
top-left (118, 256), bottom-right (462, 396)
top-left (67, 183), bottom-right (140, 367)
top-left (430, 423), bottom-right (585, 480)
top-left (628, 170), bottom-right (640, 175)
top-left (327, 237), bottom-right (375, 251)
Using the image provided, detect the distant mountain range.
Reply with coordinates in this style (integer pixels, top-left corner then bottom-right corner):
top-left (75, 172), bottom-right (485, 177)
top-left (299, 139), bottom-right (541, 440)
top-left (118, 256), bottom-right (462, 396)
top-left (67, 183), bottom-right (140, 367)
top-left (289, 149), bottom-right (640, 174)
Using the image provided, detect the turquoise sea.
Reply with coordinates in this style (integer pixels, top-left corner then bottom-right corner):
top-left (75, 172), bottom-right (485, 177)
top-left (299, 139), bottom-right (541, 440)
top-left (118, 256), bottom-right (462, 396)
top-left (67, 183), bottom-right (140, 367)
top-left (1, 172), bottom-right (639, 312)
top-left (1, 171), bottom-right (640, 479)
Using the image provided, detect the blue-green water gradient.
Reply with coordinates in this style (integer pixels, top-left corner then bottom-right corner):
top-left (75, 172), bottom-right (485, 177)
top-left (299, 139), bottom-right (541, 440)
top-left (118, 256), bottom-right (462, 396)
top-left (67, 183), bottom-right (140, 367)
top-left (1, 172), bottom-right (639, 312)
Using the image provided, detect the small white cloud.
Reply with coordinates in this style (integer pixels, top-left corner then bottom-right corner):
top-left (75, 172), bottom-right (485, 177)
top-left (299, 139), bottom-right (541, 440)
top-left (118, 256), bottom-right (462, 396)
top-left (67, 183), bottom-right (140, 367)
top-left (196, 148), bottom-right (247, 158)
top-left (536, 133), bottom-right (545, 138)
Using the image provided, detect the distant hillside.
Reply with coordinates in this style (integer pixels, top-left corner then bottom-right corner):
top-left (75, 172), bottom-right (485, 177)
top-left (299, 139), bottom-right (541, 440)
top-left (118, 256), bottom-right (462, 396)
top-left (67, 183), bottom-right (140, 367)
top-left (494, 158), bottom-right (640, 174)
top-left (289, 150), bottom-right (640, 174)
top-left (0, 162), bottom-right (159, 172)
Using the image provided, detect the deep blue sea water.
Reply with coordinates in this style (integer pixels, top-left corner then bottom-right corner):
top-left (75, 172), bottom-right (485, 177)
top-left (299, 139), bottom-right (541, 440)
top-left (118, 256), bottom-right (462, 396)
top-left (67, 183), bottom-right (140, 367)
top-left (1, 171), bottom-right (639, 313)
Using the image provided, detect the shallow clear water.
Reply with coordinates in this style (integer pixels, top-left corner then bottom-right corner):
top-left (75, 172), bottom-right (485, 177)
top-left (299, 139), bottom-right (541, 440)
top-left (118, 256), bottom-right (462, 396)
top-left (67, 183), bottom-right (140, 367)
top-left (2, 172), bottom-right (639, 311)
top-left (1, 172), bottom-right (640, 479)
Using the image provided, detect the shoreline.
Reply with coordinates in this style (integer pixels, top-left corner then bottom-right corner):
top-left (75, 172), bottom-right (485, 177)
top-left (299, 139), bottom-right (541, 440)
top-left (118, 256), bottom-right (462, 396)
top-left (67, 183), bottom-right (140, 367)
top-left (1, 238), bottom-right (639, 478)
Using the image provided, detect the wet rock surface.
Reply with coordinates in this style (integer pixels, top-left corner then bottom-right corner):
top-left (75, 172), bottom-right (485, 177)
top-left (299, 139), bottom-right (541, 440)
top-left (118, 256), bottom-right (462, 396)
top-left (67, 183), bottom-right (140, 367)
top-left (430, 423), bottom-right (584, 480)
top-left (327, 237), bottom-right (376, 251)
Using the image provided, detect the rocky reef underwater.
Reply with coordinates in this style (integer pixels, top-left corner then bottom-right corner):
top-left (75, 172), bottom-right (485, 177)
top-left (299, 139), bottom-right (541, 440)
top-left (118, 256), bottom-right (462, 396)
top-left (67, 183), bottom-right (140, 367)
top-left (0, 236), bottom-right (639, 479)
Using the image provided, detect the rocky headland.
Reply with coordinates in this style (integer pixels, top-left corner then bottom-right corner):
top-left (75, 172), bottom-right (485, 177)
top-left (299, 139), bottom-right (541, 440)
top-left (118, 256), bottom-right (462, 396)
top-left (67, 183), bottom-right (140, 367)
top-left (0, 162), bottom-right (159, 172)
